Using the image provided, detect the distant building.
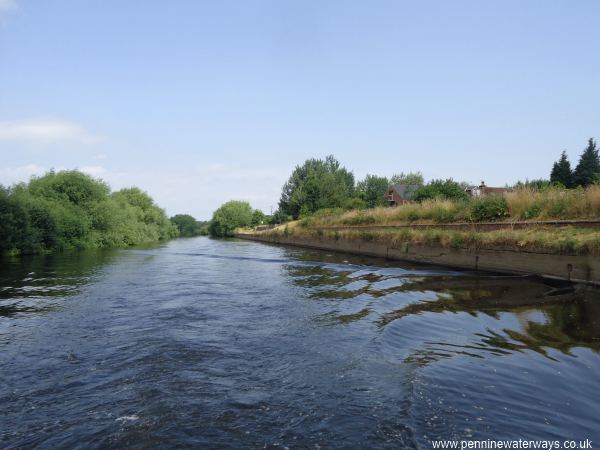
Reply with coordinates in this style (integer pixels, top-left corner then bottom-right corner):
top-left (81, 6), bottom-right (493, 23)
top-left (465, 181), bottom-right (511, 197)
top-left (383, 184), bottom-right (419, 206)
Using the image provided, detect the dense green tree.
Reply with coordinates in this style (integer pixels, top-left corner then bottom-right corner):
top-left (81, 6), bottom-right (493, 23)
top-left (271, 209), bottom-right (291, 224)
top-left (356, 174), bottom-right (389, 208)
top-left (573, 138), bottom-right (600, 187)
top-left (112, 187), bottom-right (178, 240)
top-left (278, 155), bottom-right (356, 219)
top-left (413, 179), bottom-right (468, 202)
top-left (390, 171), bottom-right (425, 187)
top-left (27, 170), bottom-right (109, 206)
top-left (209, 200), bottom-right (254, 237)
top-left (0, 170), bottom-right (179, 254)
top-left (513, 179), bottom-right (551, 190)
top-left (171, 214), bottom-right (201, 237)
top-left (250, 209), bottom-right (268, 227)
top-left (550, 151), bottom-right (573, 187)
top-left (0, 187), bottom-right (35, 253)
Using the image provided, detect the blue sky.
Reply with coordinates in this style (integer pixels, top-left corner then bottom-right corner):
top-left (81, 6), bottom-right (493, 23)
top-left (1, 0), bottom-right (599, 219)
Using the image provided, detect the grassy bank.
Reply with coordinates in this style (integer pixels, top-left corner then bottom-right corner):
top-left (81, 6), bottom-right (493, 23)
top-left (242, 186), bottom-right (600, 256)
top-left (257, 224), bottom-right (600, 255)
top-left (299, 185), bottom-right (600, 227)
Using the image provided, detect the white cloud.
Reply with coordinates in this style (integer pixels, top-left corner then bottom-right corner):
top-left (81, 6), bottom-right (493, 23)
top-left (0, 0), bottom-right (16, 11)
top-left (79, 165), bottom-right (107, 177)
top-left (0, 164), bottom-right (47, 185)
top-left (0, 119), bottom-right (101, 144)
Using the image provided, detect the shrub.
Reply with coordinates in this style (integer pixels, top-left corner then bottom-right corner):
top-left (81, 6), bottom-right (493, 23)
top-left (413, 179), bottom-right (469, 202)
top-left (470, 195), bottom-right (509, 222)
top-left (209, 200), bottom-right (254, 237)
top-left (0, 170), bottom-right (178, 254)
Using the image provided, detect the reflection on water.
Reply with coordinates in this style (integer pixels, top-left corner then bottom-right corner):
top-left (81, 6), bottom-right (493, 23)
top-left (1, 238), bottom-right (599, 448)
top-left (0, 250), bottom-right (119, 317)
top-left (284, 249), bottom-right (600, 360)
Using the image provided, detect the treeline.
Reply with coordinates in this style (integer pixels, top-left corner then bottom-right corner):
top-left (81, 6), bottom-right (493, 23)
top-left (209, 137), bottom-right (599, 236)
top-left (207, 156), bottom-right (470, 236)
top-left (0, 170), bottom-right (179, 255)
top-left (275, 155), bottom-right (468, 220)
top-left (170, 214), bottom-right (210, 237)
top-left (208, 201), bottom-right (270, 237)
top-left (550, 138), bottom-right (600, 188)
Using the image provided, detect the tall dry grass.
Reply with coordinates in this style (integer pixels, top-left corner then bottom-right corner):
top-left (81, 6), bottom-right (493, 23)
top-left (303, 185), bottom-right (600, 227)
top-left (305, 199), bottom-right (469, 227)
top-left (272, 224), bottom-right (600, 255)
top-left (505, 185), bottom-right (600, 220)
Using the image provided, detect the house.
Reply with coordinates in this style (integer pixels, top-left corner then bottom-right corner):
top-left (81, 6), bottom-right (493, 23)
top-left (383, 184), bottom-right (419, 206)
top-left (465, 181), bottom-right (511, 197)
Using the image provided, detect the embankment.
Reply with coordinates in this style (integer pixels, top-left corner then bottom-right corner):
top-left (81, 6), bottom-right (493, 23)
top-left (235, 232), bottom-right (600, 285)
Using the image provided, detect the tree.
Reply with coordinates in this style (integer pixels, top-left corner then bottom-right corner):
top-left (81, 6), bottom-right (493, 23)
top-left (209, 200), bottom-right (254, 237)
top-left (112, 187), bottom-right (179, 240)
top-left (550, 150), bottom-right (573, 187)
top-left (390, 172), bottom-right (424, 187)
top-left (413, 179), bottom-right (468, 202)
top-left (356, 174), bottom-right (389, 208)
top-left (250, 209), bottom-right (267, 227)
top-left (278, 155), bottom-right (356, 219)
top-left (513, 179), bottom-right (551, 190)
top-left (573, 138), bottom-right (600, 187)
top-left (271, 209), bottom-right (291, 224)
top-left (171, 214), bottom-right (201, 237)
top-left (0, 170), bottom-right (180, 254)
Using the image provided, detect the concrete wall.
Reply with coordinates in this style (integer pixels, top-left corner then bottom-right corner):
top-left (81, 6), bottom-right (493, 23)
top-left (235, 233), bottom-right (600, 285)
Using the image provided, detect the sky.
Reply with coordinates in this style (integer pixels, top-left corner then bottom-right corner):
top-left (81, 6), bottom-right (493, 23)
top-left (1, 0), bottom-right (599, 219)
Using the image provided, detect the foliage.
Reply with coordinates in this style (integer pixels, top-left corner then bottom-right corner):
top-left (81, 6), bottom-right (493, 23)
top-left (300, 185), bottom-right (600, 227)
top-left (209, 200), bottom-right (254, 237)
top-left (413, 179), bottom-right (469, 202)
top-left (469, 195), bottom-right (509, 222)
top-left (271, 209), bottom-right (292, 224)
top-left (356, 174), bottom-right (389, 208)
top-left (573, 138), bottom-right (600, 187)
top-left (390, 172), bottom-right (424, 187)
top-left (505, 185), bottom-right (600, 220)
top-left (278, 155), bottom-right (356, 219)
top-left (550, 150), bottom-right (573, 187)
top-left (344, 197), bottom-right (367, 210)
top-left (0, 170), bottom-right (178, 254)
top-left (513, 178), bottom-right (551, 190)
top-left (171, 214), bottom-right (203, 237)
top-left (250, 209), bottom-right (269, 227)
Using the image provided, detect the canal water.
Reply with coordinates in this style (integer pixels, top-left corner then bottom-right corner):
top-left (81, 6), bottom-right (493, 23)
top-left (1, 237), bottom-right (599, 449)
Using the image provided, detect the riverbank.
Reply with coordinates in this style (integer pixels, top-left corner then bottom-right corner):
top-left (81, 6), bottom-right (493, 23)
top-left (236, 223), bottom-right (600, 284)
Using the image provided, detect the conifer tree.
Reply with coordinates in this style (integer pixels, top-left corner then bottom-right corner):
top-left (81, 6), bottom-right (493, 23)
top-left (550, 150), bottom-right (573, 187)
top-left (573, 138), bottom-right (600, 187)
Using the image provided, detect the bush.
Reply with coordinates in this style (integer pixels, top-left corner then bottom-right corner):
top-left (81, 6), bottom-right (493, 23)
top-left (171, 214), bottom-right (202, 237)
top-left (470, 195), bottom-right (509, 222)
top-left (0, 170), bottom-right (179, 254)
top-left (209, 200), bottom-right (254, 237)
top-left (413, 179), bottom-right (469, 202)
top-left (344, 197), bottom-right (367, 210)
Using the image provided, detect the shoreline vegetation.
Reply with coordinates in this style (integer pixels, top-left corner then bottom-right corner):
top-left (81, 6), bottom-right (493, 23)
top-left (3, 138), bottom-right (599, 258)
top-left (230, 139), bottom-right (600, 259)
top-left (0, 170), bottom-right (203, 256)
top-left (241, 221), bottom-right (600, 256)
top-left (236, 185), bottom-right (600, 256)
